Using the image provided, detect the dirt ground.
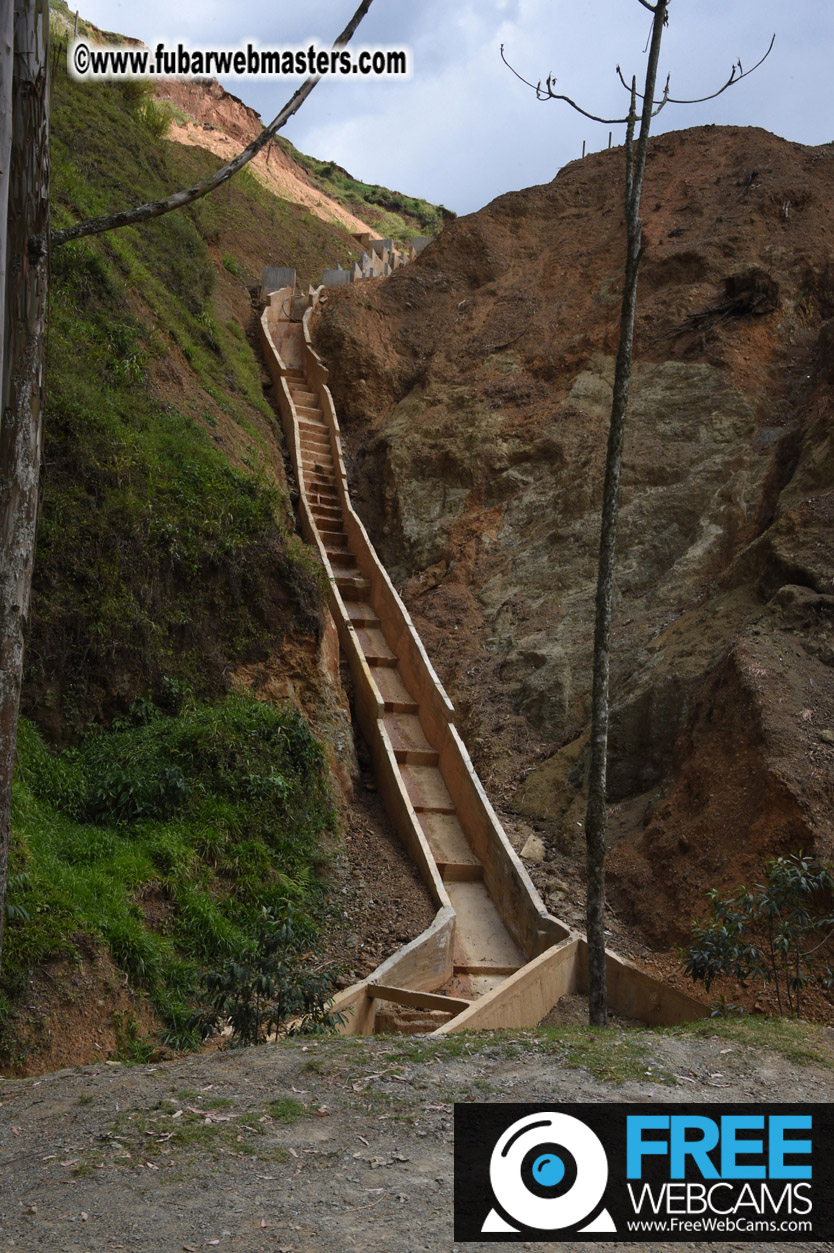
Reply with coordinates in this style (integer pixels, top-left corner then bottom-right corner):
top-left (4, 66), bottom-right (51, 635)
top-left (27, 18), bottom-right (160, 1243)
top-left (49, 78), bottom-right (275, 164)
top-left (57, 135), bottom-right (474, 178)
top-left (1, 1024), bottom-right (833, 1252)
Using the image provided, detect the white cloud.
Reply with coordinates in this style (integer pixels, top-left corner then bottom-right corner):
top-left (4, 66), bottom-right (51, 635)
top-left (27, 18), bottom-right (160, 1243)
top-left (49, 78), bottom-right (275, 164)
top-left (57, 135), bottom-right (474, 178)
top-left (74, 0), bottom-right (834, 214)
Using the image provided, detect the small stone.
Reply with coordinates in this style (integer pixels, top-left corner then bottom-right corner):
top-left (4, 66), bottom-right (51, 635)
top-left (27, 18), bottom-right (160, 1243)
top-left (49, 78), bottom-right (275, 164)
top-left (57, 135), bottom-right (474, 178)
top-left (520, 835), bottom-right (546, 863)
top-left (819, 729), bottom-right (834, 745)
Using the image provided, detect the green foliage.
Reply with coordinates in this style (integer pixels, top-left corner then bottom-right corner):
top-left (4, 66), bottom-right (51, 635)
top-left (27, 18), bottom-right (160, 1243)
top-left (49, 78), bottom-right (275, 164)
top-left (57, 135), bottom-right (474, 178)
top-left (274, 136), bottom-right (450, 241)
top-left (3, 697), bottom-right (334, 1044)
top-left (31, 66), bottom-right (334, 734)
top-left (196, 906), bottom-right (343, 1046)
top-left (138, 98), bottom-right (174, 140)
top-left (222, 253), bottom-right (246, 278)
top-left (4, 873), bottom-right (32, 924)
top-left (682, 853), bottom-right (834, 1017)
top-left (111, 1011), bottom-right (156, 1064)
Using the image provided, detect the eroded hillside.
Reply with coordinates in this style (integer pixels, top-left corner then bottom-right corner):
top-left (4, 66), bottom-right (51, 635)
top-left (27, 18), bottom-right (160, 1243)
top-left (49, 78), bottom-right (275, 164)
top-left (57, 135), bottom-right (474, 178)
top-left (311, 125), bottom-right (834, 952)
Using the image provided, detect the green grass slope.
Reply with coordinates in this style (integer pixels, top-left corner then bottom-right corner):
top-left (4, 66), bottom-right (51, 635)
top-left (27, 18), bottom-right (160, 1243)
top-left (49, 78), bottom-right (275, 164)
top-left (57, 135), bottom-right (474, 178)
top-left (2, 54), bottom-right (365, 1066)
top-left (275, 138), bottom-right (455, 243)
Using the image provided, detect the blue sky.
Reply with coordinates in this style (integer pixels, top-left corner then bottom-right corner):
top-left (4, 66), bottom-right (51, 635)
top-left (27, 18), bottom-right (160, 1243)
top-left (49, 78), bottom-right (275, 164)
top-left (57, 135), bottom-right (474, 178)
top-left (76, 0), bottom-right (834, 215)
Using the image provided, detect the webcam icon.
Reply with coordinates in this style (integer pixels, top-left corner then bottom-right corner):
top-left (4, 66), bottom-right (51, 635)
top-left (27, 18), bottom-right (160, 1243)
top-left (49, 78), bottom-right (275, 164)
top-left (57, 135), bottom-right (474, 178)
top-left (482, 1111), bottom-right (616, 1234)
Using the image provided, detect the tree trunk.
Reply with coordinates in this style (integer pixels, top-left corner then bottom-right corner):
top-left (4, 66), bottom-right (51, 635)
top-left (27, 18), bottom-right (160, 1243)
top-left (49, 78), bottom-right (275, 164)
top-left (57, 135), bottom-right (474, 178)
top-left (584, 0), bottom-right (668, 1027)
top-left (0, 0), bottom-right (13, 371)
top-left (0, 0), bottom-right (50, 975)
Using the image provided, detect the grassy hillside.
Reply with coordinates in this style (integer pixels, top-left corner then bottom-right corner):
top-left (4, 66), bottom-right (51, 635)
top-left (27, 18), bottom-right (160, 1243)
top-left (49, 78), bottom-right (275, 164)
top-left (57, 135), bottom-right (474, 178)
top-left (2, 55), bottom-right (362, 1066)
top-left (275, 137), bottom-right (454, 243)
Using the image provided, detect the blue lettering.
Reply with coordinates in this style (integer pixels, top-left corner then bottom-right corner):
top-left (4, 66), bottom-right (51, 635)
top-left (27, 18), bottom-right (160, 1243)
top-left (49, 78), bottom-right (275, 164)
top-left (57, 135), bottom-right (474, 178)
top-left (670, 1117), bottom-right (720, 1179)
top-left (720, 1116), bottom-right (765, 1179)
top-left (627, 1116), bottom-right (669, 1178)
top-left (769, 1115), bottom-right (812, 1179)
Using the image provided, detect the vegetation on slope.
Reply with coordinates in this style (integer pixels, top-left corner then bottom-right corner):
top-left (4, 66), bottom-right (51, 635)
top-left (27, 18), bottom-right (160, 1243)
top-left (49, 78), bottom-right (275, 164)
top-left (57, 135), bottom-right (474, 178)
top-left (2, 48), bottom-right (360, 1063)
top-left (275, 136), bottom-right (454, 243)
top-left (3, 693), bottom-right (334, 1056)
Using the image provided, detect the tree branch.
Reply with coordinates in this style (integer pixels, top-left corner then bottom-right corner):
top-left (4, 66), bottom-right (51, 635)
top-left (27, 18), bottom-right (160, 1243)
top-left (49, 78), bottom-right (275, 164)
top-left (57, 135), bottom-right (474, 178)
top-left (49, 0), bottom-right (374, 248)
top-left (500, 45), bottom-right (629, 124)
top-left (616, 33), bottom-right (774, 106)
top-left (636, 0), bottom-right (658, 10)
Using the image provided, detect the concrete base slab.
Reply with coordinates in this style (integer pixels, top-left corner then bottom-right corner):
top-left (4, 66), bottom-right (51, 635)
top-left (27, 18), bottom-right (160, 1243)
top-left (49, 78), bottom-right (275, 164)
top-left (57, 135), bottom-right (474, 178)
top-left (356, 627), bottom-right (397, 666)
top-left (448, 881), bottom-right (525, 969)
top-left (373, 667), bottom-right (418, 712)
top-left (418, 812), bottom-right (480, 865)
top-left (344, 601), bottom-right (379, 628)
top-left (384, 712), bottom-right (438, 764)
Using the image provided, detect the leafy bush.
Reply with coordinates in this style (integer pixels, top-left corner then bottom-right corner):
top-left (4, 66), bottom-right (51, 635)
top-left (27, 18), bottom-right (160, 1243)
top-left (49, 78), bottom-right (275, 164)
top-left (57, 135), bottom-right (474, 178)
top-left (682, 853), bottom-right (834, 1017)
top-left (196, 906), bottom-right (343, 1046)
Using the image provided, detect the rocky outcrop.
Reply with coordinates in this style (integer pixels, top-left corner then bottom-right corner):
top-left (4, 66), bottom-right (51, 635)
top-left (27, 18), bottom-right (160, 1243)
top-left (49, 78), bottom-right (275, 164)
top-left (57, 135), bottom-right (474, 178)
top-left (310, 125), bottom-right (834, 947)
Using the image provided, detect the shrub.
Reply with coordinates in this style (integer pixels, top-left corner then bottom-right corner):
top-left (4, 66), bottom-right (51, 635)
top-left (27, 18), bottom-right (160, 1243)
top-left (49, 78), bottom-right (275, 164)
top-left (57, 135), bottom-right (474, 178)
top-left (682, 853), bottom-right (834, 1017)
top-left (196, 906), bottom-right (343, 1046)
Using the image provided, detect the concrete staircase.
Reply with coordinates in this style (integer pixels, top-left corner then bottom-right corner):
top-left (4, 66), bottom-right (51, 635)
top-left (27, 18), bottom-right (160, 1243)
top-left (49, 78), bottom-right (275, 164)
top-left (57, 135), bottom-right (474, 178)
top-left (285, 367), bottom-right (527, 1023)
top-left (259, 286), bottom-right (707, 1036)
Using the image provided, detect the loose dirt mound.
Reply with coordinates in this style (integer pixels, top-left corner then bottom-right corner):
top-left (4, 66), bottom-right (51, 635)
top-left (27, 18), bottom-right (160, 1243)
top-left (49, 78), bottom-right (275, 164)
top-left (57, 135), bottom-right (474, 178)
top-left (311, 126), bottom-right (834, 972)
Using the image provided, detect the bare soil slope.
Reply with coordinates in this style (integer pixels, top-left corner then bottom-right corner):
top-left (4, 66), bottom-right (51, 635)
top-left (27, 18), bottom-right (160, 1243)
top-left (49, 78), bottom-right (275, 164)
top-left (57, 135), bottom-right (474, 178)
top-left (311, 126), bottom-right (834, 958)
top-left (158, 79), bottom-right (376, 236)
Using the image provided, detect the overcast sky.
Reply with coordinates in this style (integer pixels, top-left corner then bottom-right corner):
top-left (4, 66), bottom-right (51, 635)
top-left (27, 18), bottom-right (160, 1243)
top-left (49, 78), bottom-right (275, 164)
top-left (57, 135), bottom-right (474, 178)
top-left (77, 0), bottom-right (834, 216)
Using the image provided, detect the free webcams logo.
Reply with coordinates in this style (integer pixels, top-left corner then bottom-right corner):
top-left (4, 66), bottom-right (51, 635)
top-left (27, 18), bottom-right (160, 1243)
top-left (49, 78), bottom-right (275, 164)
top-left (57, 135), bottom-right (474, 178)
top-left (454, 1103), bottom-right (834, 1242)
top-left (481, 1111), bottom-right (615, 1234)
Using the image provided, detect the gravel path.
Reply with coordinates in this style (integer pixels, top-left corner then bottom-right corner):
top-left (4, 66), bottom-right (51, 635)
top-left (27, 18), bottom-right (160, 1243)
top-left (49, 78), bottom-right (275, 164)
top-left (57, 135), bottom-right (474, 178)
top-left (2, 1026), bottom-right (834, 1252)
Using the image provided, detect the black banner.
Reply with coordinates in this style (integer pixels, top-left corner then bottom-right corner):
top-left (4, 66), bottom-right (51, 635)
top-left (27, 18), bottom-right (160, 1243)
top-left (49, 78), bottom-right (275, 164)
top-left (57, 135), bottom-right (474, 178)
top-left (454, 1103), bottom-right (834, 1242)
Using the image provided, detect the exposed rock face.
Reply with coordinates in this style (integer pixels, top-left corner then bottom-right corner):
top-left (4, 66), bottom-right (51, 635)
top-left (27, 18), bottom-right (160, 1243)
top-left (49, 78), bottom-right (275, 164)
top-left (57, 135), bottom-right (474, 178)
top-left (311, 126), bottom-right (834, 947)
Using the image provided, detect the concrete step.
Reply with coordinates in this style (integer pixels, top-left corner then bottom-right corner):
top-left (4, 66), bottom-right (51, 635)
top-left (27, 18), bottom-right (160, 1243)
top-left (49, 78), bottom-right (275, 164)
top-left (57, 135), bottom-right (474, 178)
top-left (418, 812), bottom-right (481, 868)
top-left (310, 504), bottom-right (341, 522)
top-left (384, 711), bottom-right (438, 765)
top-left (344, 600), bottom-right (379, 629)
top-left (324, 546), bottom-right (356, 565)
top-left (399, 764), bottom-right (456, 814)
top-left (373, 1004), bottom-right (456, 1035)
top-left (298, 418), bottom-right (328, 436)
top-left (356, 626), bottom-right (398, 668)
top-left (297, 404), bottom-right (323, 421)
top-left (290, 388), bottom-right (318, 406)
top-left (336, 572), bottom-right (372, 599)
top-left (372, 667), bottom-right (418, 714)
top-left (448, 880), bottom-right (525, 971)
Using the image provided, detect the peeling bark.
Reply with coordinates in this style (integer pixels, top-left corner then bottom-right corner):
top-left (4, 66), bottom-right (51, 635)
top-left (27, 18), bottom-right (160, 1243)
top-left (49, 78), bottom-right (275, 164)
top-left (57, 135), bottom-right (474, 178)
top-left (0, 0), bottom-right (49, 975)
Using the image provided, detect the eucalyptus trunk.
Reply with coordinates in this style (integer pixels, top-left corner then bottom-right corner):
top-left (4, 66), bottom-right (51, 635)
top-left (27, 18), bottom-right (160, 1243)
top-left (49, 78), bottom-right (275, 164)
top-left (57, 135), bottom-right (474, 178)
top-left (0, 0), bottom-right (49, 975)
top-left (584, 0), bottom-right (668, 1026)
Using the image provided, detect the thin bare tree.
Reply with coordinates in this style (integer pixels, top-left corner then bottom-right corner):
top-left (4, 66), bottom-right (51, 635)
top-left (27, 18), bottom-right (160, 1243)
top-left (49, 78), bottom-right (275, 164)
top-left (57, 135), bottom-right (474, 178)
top-left (0, 0), bottom-right (374, 976)
top-left (502, 1), bottom-right (773, 1026)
